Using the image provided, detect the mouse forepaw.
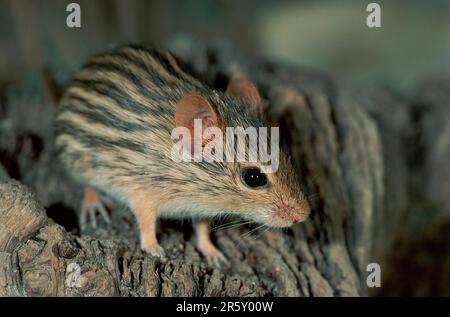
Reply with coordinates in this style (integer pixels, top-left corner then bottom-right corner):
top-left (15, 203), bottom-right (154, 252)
top-left (197, 241), bottom-right (228, 268)
top-left (205, 249), bottom-right (228, 268)
top-left (80, 188), bottom-right (111, 230)
top-left (141, 242), bottom-right (166, 259)
top-left (195, 221), bottom-right (229, 267)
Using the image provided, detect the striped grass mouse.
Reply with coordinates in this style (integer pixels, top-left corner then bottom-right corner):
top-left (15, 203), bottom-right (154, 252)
top-left (55, 45), bottom-right (310, 265)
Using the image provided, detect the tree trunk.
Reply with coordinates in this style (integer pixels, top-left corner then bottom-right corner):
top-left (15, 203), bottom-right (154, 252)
top-left (0, 42), bottom-right (448, 296)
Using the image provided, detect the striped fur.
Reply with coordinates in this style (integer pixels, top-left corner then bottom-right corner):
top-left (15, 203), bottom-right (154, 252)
top-left (56, 44), bottom-right (310, 227)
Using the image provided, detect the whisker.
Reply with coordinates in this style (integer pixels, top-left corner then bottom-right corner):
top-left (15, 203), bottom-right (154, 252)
top-left (211, 220), bottom-right (253, 232)
top-left (240, 224), bottom-right (265, 239)
top-left (236, 224), bottom-right (267, 249)
top-left (211, 219), bottom-right (244, 229)
top-left (253, 226), bottom-right (271, 241)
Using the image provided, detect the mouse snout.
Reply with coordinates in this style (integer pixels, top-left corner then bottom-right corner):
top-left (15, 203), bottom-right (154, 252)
top-left (269, 200), bottom-right (310, 227)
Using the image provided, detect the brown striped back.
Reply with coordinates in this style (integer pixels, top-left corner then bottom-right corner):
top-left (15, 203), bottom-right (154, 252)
top-left (56, 45), bottom-right (206, 191)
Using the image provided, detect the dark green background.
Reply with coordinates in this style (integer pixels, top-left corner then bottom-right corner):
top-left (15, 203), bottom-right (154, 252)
top-left (0, 0), bottom-right (449, 91)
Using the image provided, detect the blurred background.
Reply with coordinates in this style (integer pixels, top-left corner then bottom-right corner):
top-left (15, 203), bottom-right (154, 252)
top-left (0, 0), bottom-right (449, 296)
top-left (0, 0), bottom-right (449, 91)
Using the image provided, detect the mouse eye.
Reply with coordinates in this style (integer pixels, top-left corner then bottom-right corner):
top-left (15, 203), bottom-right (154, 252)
top-left (240, 167), bottom-right (269, 189)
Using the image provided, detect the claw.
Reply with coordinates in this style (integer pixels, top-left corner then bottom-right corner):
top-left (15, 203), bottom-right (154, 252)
top-left (96, 202), bottom-right (111, 224)
top-left (80, 187), bottom-right (111, 230)
top-left (142, 242), bottom-right (166, 259)
top-left (204, 249), bottom-right (228, 268)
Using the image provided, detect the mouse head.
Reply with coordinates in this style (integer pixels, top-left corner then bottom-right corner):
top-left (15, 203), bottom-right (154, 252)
top-left (173, 78), bottom-right (310, 228)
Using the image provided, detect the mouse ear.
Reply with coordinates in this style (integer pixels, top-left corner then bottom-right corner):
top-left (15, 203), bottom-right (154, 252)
top-left (226, 78), bottom-right (262, 109)
top-left (175, 94), bottom-right (221, 149)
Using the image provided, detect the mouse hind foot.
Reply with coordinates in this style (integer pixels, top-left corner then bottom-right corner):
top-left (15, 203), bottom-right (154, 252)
top-left (80, 187), bottom-right (111, 230)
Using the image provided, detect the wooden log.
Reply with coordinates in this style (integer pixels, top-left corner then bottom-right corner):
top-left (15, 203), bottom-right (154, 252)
top-left (2, 42), bottom-right (435, 297)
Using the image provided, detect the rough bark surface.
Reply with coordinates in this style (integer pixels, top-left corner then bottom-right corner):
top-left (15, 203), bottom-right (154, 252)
top-left (0, 42), bottom-right (448, 296)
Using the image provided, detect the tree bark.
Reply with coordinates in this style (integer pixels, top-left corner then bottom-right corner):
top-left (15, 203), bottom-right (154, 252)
top-left (0, 42), bottom-right (448, 296)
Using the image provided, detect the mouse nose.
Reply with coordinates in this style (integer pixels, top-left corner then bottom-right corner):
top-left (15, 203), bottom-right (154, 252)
top-left (291, 211), bottom-right (307, 224)
top-left (273, 200), bottom-right (310, 226)
top-left (296, 201), bottom-right (311, 223)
